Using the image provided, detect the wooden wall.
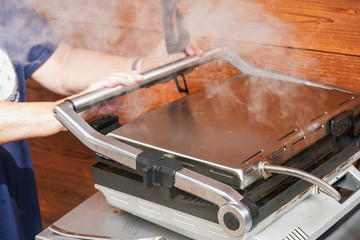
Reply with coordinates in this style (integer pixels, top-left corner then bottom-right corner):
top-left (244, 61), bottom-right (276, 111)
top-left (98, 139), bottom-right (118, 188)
top-left (25, 0), bottom-right (360, 229)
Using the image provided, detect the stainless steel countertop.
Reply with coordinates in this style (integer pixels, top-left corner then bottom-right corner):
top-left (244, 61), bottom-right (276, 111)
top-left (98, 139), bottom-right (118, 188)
top-left (36, 191), bottom-right (359, 240)
top-left (36, 192), bottom-right (190, 240)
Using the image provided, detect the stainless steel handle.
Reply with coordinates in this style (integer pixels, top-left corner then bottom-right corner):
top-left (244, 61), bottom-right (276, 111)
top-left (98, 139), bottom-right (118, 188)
top-left (70, 47), bottom-right (225, 112)
top-left (70, 46), bottom-right (345, 113)
top-left (175, 168), bottom-right (253, 236)
top-left (223, 51), bottom-right (347, 92)
top-left (54, 101), bottom-right (141, 169)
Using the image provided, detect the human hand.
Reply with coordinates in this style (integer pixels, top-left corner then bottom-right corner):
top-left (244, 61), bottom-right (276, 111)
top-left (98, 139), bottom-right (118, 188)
top-left (138, 39), bottom-right (204, 73)
top-left (71, 72), bottom-right (143, 121)
top-left (1, 72), bottom-right (142, 143)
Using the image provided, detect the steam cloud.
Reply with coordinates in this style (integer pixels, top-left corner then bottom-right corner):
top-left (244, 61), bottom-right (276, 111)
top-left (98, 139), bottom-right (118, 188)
top-left (181, 0), bottom-right (328, 139)
top-left (7, 0), bottom-right (325, 129)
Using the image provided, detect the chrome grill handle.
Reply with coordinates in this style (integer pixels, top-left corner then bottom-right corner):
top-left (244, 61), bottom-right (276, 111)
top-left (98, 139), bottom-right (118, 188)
top-left (175, 168), bottom-right (255, 237)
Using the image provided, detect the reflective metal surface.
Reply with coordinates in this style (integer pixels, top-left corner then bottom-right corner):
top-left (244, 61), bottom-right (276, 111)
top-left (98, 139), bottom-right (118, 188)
top-left (109, 73), bottom-right (360, 188)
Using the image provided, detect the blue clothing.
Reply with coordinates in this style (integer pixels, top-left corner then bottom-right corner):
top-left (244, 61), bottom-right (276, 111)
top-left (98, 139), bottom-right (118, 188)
top-left (0, 0), bottom-right (60, 239)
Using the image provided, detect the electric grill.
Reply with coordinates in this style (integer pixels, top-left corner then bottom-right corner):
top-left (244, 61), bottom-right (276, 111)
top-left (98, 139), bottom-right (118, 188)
top-left (53, 47), bottom-right (360, 240)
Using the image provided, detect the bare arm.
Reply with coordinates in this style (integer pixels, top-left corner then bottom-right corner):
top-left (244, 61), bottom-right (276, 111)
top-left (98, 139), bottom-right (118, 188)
top-left (0, 101), bottom-right (62, 145)
top-left (30, 40), bottom-right (203, 96)
top-left (30, 41), bottom-right (137, 95)
top-left (1, 40), bottom-right (202, 144)
top-left (0, 75), bottom-right (141, 145)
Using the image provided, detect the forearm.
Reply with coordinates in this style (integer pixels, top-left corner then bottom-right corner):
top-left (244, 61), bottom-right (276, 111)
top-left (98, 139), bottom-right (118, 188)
top-left (31, 42), bottom-right (136, 95)
top-left (0, 101), bottom-right (63, 144)
top-left (31, 39), bottom-right (203, 96)
top-left (59, 47), bottom-right (136, 93)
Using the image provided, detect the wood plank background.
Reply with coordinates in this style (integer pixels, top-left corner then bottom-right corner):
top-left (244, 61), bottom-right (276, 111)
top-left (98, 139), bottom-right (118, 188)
top-left (25, 0), bottom-right (360, 229)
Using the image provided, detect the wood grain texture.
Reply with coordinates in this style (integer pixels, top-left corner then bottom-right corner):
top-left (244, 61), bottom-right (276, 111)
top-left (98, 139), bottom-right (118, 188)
top-left (24, 0), bottom-right (360, 229)
top-left (28, 0), bottom-right (360, 55)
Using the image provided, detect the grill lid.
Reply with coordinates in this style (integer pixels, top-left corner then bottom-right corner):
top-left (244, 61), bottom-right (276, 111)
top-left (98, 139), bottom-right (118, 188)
top-left (108, 73), bottom-right (360, 187)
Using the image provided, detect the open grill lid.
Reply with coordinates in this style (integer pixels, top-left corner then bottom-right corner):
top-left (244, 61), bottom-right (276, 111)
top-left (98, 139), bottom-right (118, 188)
top-left (108, 72), bottom-right (360, 188)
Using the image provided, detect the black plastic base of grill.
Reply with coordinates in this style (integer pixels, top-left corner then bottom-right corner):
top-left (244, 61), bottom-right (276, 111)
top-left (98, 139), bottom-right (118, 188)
top-left (246, 132), bottom-right (360, 222)
top-left (92, 161), bottom-right (219, 224)
top-left (92, 131), bottom-right (360, 226)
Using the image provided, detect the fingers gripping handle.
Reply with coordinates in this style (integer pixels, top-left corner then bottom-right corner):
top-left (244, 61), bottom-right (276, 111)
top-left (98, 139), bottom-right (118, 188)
top-left (69, 47), bottom-right (224, 113)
